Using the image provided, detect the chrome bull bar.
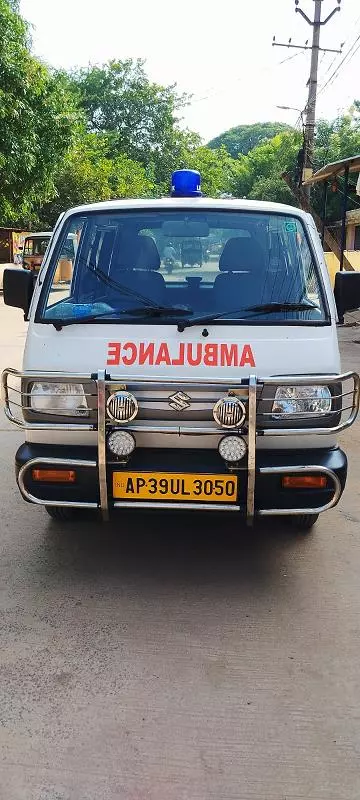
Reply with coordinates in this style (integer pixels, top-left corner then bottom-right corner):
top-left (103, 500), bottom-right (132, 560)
top-left (2, 368), bottom-right (359, 523)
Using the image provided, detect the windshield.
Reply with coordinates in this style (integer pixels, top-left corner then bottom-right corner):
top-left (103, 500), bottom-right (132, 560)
top-left (39, 210), bottom-right (327, 325)
top-left (24, 237), bottom-right (50, 257)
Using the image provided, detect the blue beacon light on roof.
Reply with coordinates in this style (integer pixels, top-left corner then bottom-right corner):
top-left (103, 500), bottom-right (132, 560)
top-left (171, 169), bottom-right (202, 198)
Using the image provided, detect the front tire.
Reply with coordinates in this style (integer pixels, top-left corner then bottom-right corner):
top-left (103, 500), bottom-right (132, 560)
top-left (291, 513), bottom-right (319, 531)
top-left (45, 505), bottom-right (74, 522)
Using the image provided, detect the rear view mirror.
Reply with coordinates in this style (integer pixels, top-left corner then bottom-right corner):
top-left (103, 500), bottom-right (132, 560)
top-left (3, 268), bottom-right (35, 318)
top-left (334, 271), bottom-right (360, 322)
top-left (162, 221), bottom-right (209, 237)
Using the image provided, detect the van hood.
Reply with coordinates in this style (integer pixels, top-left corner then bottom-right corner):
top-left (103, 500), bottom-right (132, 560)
top-left (24, 322), bottom-right (341, 378)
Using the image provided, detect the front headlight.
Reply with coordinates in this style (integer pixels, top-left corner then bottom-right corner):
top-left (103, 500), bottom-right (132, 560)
top-left (272, 386), bottom-right (332, 419)
top-left (30, 382), bottom-right (89, 416)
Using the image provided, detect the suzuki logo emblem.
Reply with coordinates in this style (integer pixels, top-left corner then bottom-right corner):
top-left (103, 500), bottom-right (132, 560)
top-left (168, 391), bottom-right (191, 411)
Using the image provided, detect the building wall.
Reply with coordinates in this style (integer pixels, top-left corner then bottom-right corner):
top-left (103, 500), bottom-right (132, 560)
top-left (325, 251), bottom-right (360, 287)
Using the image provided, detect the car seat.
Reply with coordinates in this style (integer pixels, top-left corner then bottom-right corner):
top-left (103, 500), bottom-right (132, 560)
top-left (214, 237), bottom-right (266, 310)
top-left (110, 232), bottom-right (166, 305)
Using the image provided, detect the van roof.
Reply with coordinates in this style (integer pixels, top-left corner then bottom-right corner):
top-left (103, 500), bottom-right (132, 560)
top-left (25, 231), bottom-right (52, 238)
top-left (61, 197), bottom-right (309, 220)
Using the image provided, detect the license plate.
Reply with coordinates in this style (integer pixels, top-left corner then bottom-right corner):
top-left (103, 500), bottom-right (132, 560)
top-left (113, 472), bottom-right (238, 502)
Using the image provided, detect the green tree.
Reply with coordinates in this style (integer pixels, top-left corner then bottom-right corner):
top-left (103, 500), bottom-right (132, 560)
top-left (0, 0), bottom-right (77, 226)
top-left (248, 176), bottom-right (297, 205)
top-left (39, 131), bottom-right (155, 227)
top-left (208, 122), bottom-right (293, 157)
top-left (310, 109), bottom-right (360, 221)
top-left (70, 60), bottom-right (192, 186)
top-left (232, 131), bottom-right (301, 203)
top-left (178, 145), bottom-right (241, 197)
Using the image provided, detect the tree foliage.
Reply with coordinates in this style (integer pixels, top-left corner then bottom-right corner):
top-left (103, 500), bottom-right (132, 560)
top-left (70, 60), bottom-right (193, 186)
top-left (231, 131), bottom-right (301, 204)
top-left (40, 131), bottom-right (155, 227)
top-left (310, 108), bottom-right (360, 221)
top-left (208, 122), bottom-right (293, 157)
top-left (0, 0), bottom-right (359, 230)
top-left (179, 145), bottom-right (240, 197)
top-left (0, 0), bottom-right (76, 226)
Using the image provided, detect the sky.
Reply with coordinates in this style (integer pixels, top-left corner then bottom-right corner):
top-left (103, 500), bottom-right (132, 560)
top-left (20, 0), bottom-right (360, 142)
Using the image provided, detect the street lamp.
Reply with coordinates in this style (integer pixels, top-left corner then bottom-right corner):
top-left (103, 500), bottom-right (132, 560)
top-left (276, 105), bottom-right (303, 113)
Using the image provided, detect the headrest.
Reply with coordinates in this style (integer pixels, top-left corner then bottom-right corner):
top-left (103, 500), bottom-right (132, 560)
top-left (116, 234), bottom-right (160, 271)
top-left (219, 236), bottom-right (265, 272)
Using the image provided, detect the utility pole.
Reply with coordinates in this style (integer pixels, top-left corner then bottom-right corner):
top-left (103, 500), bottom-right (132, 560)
top-left (303, 0), bottom-right (322, 194)
top-left (273, 0), bottom-right (342, 198)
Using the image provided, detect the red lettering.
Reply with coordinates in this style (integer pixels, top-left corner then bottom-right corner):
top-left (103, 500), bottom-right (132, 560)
top-left (239, 344), bottom-right (255, 367)
top-left (204, 343), bottom-right (218, 366)
top-left (122, 342), bottom-right (137, 366)
top-left (171, 342), bottom-right (185, 366)
top-left (155, 342), bottom-right (171, 366)
top-left (220, 344), bottom-right (238, 367)
top-left (107, 342), bottom-right (121, 366)
top-left (187, 343), bottom-right (202, 366)
top-left (138, 342), bottom-right (154, 366)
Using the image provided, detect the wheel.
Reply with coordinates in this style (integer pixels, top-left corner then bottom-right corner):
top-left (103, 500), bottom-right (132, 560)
top-left (290, 513), bottom-right (319, 531)
top-left (45, 505), bottom-right (74, 522)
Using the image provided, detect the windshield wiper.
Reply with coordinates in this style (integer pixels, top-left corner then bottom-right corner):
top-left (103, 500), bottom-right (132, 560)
top-left (177, 301), bottom-right (318, 331)
top-left (86, 260), bottom-right (165, 310)
top-left (52, 305), bottom-right (193, 329)
top-left (66, 255), bottom-right (168, 311)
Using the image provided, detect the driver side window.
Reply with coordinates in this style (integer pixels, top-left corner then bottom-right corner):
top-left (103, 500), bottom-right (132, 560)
top-left (45, 224), bottom-right (83, 315)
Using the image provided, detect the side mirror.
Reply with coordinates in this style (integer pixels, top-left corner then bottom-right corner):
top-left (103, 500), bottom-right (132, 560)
top-left (334, 271), bottom-right (360, 323)
top-left (3, 268), bottom-right (35, 318)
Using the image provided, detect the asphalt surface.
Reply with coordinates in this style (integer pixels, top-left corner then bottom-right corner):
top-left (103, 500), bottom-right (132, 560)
top-left (1, 299), bottom-right (360, 799)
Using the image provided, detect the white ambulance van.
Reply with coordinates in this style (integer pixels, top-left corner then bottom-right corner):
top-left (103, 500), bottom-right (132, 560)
top-left (2, 170), bottom-right (360, 529)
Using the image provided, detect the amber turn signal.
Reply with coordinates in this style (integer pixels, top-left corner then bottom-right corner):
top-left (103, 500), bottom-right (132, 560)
top-left (32, 469), bottom-right (76, 483)
top-left (282, 475), bottom-right (327, 489)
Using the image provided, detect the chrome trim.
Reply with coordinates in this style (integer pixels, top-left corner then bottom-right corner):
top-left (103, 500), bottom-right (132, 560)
top-left (15, 458), bottom-right (342, 517)
top-left (97, 370), bottom-right (109, 521)
top-left (257, 465), bottom-right (341, 516)
top-left (126, 424), bottom-right (225, 435)
top-left (113, 501), bottom-right (241, 512)
top-left (3, 367), bottom-right (359, 520)
top-left (3, 368), bottom-right (358, 436)
top-left (18, 457), bottom-right (98, 509)
top-left (1, 368), bottom-right (95, 430)
top-left (258, 372), bottom-right (356, 385)
top-left (246, 374), bottom-right (257, 526)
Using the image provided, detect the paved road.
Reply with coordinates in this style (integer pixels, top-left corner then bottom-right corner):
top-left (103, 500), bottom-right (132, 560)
top-left (1, 299), bottom-right (360, 799)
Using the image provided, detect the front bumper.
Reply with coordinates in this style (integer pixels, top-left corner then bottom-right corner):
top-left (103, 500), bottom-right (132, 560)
top-left (15, 443), bottom-right (347, 519)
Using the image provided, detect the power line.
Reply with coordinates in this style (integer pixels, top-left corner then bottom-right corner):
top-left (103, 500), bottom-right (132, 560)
top-left (318, 30), bottom-right (360, 97)
top-left (189, 50), bottom-right (304, 106)
top-left (341, 38), bottom-right (360, 70)
top-left (316, 7), bottom-right (360, 95)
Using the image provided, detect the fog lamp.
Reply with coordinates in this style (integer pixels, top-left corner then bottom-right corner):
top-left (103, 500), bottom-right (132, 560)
top-left (107, 430), bottom-right (136, 458)
top-left (218, 435), bottom-right (247, 463)
top-left (213, 396), bottom-right (246, 428)
top-left (107, 391), bottom-right (138, 423)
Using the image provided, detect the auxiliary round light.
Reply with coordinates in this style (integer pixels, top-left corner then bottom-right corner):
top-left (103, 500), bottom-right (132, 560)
top-left (218, 435), bottom-right (247, 463)
top-left (213, 396), bottom-right (246, 428)
top-left (107, 391), bottom-right (138, 423)
top-left (107, 430), bottom-right (136, 458)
